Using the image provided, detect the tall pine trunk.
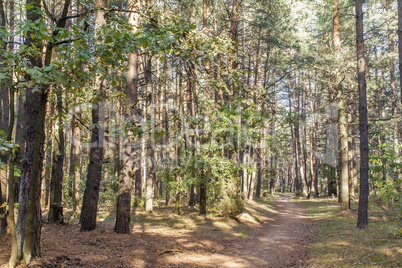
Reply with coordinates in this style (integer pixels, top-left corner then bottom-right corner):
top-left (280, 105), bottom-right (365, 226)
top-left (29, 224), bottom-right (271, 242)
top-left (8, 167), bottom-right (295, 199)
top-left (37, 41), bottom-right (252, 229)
top-left (0, 0), bottom-right (9, 235)
top-left (22, 0), bottom-right (71, 262)
top-left (69, 106), bottom-right (80, 211)
top-left (114, 0), bottom-right (140, 234)
top-left (398, 0), bottom-right (402, 104)
top-left (48, 92), bottom-right (64, 224)
top-left (17, 0), bottom-right (44, 260)
top-left (198, 0), bottom-right (209, 215)
top-left (80, 0), bottom-right (107, 232)
top-left (355, 0), bottom-right (369, 229)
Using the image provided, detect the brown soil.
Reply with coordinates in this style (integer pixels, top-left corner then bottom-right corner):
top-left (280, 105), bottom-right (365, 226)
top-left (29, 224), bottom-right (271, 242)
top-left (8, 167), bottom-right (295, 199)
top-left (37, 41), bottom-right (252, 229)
top-left (0, 195), bottom-right (316, 267)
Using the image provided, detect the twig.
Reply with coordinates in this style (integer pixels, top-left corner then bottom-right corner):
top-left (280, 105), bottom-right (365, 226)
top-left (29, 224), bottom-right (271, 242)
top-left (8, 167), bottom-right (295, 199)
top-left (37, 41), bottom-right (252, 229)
top-left (157, 249), bottom-right (183, 255)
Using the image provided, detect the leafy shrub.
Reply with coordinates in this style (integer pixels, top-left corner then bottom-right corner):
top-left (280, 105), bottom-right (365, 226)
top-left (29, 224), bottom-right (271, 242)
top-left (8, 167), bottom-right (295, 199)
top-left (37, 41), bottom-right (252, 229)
top-left (133, 196), bottom-right (145, 208)
top-left (216, 194), bottom-right (245, 219)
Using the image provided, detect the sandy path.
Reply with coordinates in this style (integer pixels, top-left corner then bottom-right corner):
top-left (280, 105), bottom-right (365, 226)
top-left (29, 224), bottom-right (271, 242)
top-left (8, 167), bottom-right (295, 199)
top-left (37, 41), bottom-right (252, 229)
top-left (163, 195), bottom-right (315, 268)
top-left (229, 195), bottom-right (315, 267)
top-left (0, 195), bottom-right (315, 268)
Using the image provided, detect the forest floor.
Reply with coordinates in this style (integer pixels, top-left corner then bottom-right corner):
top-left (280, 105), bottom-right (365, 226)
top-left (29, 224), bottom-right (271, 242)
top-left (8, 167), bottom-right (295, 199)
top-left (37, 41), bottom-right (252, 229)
top-left (0, 194), bottom-right (316, 267)
top-left (298, 197), bottom-right (401, 267)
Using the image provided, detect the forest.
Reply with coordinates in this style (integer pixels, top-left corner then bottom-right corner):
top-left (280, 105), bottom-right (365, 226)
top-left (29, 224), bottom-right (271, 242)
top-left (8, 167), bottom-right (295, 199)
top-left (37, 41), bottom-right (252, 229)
top-left (0, 0), bottom-right (401, 267)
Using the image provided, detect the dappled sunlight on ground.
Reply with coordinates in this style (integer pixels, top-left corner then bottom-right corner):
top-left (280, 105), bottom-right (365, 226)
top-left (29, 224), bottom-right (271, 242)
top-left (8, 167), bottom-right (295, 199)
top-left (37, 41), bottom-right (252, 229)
top-left (0, 195), bottom-right (317, 267)
top-left (299, 197), bottom-right (402, 267)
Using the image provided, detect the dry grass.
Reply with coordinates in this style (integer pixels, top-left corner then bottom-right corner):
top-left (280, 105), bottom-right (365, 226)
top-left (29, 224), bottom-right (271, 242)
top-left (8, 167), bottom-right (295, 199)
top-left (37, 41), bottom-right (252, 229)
top-left (296, 197), bottom-right (402, 267)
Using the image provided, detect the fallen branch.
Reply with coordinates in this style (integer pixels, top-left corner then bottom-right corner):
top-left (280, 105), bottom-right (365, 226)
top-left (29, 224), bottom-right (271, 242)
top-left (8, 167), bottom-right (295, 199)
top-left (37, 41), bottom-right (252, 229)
top-left (157, 249), bottom-right (183, 255)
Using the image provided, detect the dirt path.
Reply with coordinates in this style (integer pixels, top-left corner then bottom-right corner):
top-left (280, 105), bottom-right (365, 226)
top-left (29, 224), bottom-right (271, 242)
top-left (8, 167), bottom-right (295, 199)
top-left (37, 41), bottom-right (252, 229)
top-left (160, 195), bottom-right (316, 267)
top-left (0, 195), bottom-right (315, 268)
top-left (230, 195), bottom-right (315, 267)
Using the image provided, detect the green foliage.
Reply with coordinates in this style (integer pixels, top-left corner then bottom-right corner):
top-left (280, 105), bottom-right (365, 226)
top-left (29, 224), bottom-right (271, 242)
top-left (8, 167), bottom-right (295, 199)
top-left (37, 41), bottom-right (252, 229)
top-left (0, 131), bottom-right (17, 153)
top-left (390, 226), bottom-right (402, 238)
top-left (369, 144), bottom-right (402, 218)
top-left (133, 197), bottom-right (145, 208)
top-left (215, 193), bottom-right (245, 219)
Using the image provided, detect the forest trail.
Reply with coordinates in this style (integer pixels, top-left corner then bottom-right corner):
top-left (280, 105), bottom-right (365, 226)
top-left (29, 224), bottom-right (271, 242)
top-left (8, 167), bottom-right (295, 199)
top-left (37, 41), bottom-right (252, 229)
top-left (0, 195), bottom-right (316, 268)
top-left (158, 194), bottom-right (316, 268)
top-left (228, 194), bottom-right (315, 267)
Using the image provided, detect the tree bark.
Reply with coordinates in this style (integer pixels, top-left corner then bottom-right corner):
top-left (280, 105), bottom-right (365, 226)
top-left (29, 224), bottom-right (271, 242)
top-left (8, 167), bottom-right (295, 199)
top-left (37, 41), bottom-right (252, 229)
top-left (114, 0), bottom-right (140, 234)
top-left (69, 106), bottom-right (80, 211)
top-left (22, 0), bottom-right (71, 262)
top-left (145, 56), bottom-right (154, 213)
top-left (144, 0), bottom-right (154, 213)
top-left (355, 0), bottom-right (369, 229)
top-left (17, 0), bottom-right (44, 261)
top-left (43, 103), bottom-right (54, 207)
top-left (4, 1), bottom-right (17, 264)
top-left (80, 0), bottom-right (107, 232)
top-left (338, 92), bottom-right (349, 210)
top-left (7, 79), bottom-right (17, 268)
top-left (398, 0), bottom-right (402, 104)
top-left (288, 71), bottom-right (299, 194)
top-left (198, 0), bottom-right (208, 215)
top-left (293, 74), bottom-right (308, 197)
top-left (332, 0), bottom-right (349, 209)
top-left (48, 92), bottom-right (64, 224)
top-left (0, 0), bottom-right (9, 235)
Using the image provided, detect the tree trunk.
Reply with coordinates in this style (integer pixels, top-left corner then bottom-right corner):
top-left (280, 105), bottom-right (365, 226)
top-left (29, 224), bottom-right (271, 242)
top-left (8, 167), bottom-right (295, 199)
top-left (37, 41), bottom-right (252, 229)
top-left (355, 0), bottom-right (369, 229)
top-left (4, 1), bottom-right (17, 263)
top-left (288, 72), bottom-right (299, 194)
top-left (255, 137), bottom-right (263, 199)
top-left (44, 103), bottom-right (54, 207)
top-left (347, 94), bottom-right (358, 198)
top-left (7, 81), bottom-right (17, 268)
top-left (22, 0), bottom-right (71, 262)
top-left (333, 0), bottom-right (350, 207)
top-left (69, 106), bottom-right (80, 211)
top-left (114, 0), bottom-right (140, 234)
top-left (398, 0), bottom-right (402, 104)
top-left (17, 0), bottom-right (44, 261)
top-left (48, 92), bottom-right (64, 224)
top-left (389, 14), bottom-right (402, 195)
top-left (144, 57), bottom-right (154, 213)
top-left (338, 93), bottom-right (349, 210)
top-left (225, 0), bottom-right (238, 105)
top-left (80, 0), bottom-right (107, 232)
top-left (293, 75), bottom-right (308, 197)
top-left (309, 72), bottom-right (318, 198)
top-left (198, 0), bottom-right (208, 215)
top-left (0, 0), bottom-right (9, 235)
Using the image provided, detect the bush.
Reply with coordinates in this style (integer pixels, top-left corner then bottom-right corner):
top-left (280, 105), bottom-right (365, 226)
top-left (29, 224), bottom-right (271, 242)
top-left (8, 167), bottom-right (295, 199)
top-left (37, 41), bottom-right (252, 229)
top-left (216, 194), bottom-right (245, 219)
top-left (133, 196), bottom-right (145, 208)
